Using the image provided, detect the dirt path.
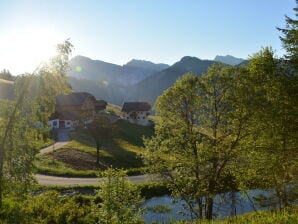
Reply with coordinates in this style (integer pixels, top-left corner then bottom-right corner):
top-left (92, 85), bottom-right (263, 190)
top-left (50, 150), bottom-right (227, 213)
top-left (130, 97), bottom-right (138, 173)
top-left (36, 174), bottom-right (151, 186)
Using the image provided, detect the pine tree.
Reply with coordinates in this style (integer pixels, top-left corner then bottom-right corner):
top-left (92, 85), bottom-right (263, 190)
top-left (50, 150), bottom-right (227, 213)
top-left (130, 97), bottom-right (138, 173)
top-left (278, 0), bottom-right (298, 70)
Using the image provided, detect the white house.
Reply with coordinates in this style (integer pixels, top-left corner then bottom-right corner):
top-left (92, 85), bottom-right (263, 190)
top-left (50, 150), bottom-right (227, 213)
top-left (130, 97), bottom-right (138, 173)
top-left (49, 111), bottom-right (79, 129)
top-left (121, 102), bottom-right (151, 126)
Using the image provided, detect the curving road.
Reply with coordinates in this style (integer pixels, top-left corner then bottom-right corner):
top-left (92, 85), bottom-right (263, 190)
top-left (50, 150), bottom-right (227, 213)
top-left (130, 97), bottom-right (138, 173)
top-left (36, 174), bottom-right (151, 186)
top-left (36, 128), bottom-right (153, 186)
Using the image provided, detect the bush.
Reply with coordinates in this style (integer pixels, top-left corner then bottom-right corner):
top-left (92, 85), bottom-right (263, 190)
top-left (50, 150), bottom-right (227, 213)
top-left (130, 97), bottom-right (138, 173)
top-left (0, 193), bottom-right (99, 223)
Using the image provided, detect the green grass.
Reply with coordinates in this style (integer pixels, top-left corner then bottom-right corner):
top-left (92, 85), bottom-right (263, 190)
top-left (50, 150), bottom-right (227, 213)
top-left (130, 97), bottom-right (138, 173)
top-left (175, 206), bottom-right (298, 224)
top-left (116, 119), bottom-right (154, 146)
top-left (35, 156), bottom-right (99, 177)
top-left (34, 138), bottom-right (55, 150)
top-left (106, 103), bottom-right (122, 116)
top-left (36, 120), bottom-right (154, 177)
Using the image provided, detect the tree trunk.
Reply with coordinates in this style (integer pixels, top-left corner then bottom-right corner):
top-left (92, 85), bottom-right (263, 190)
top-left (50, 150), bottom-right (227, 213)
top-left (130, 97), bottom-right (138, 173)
top-left (96, 142), bottom-right (100, 166)
top-left (206, 196), bottom-right (213, 220)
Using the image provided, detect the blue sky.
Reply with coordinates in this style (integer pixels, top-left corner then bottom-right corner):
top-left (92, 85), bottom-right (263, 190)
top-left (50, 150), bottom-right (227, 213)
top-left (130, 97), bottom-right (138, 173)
top-left (0, 0), bottom-right (295, 74)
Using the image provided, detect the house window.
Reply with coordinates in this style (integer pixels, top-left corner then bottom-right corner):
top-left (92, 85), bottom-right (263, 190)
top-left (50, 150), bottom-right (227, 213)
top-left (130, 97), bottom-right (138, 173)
top-left (143, 116), bottom-right (145, 119)
top-left (137, 117), bottom-right (140, 119)
top-left (53, 121), bottom-right (57, 126)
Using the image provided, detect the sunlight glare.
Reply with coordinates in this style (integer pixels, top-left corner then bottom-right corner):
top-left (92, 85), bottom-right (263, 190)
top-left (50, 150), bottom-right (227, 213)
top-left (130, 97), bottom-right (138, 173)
top-left (0, 27), bottom-right (63, 74)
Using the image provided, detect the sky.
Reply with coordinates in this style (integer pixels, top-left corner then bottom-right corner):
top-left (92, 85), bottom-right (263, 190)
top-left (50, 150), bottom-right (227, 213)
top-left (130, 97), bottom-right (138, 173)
top-left (0, 0), bottom-right (296, 75)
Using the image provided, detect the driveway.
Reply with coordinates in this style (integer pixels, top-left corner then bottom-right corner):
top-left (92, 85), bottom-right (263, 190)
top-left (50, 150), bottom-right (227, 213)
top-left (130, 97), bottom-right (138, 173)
top-left (39, 129), bottom-right (70, 155)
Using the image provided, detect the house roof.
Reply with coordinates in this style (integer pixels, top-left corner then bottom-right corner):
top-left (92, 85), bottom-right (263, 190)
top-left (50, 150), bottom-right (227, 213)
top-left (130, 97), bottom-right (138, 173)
top-left (95, 100), bottom-right (107, 107)
top-left (50, 111), bottom-right (80, 121)
top-left (95, 100), bottom-right (108, 111)
top-left (121, 102), bottom-right (151, 112)
top-left (56, 92), bottom-right (95, 106)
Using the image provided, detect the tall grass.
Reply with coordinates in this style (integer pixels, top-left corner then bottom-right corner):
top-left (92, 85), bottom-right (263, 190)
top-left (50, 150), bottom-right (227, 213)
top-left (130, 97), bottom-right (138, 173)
top-left (175, 206), bottom-right (298, 224)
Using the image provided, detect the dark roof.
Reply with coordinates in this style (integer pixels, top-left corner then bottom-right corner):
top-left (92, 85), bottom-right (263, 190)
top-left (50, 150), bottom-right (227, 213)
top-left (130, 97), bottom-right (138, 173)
top-left (56, 92), bottom-right (95, 106)
top-left (50, 111), bottom-right (80, 120)
top-left (95, 100), bottom-right (107, 107)
top-left (121, 102), bottom-right (151, 112)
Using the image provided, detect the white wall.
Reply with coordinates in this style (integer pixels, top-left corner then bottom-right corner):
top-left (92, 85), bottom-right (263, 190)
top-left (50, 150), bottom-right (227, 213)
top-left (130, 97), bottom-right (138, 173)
top-left (122, 111), bottom-right (150, 126)
top-left (64, 120), bottom-right (73, 128)
top-left (48, 119), bottom-right (74, 129)
top-left (49, 119), bottom-right (59, 129)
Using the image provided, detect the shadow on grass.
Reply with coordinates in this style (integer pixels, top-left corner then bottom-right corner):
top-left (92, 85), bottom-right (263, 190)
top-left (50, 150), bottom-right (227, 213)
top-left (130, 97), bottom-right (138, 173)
top-left (36, 121), bottom-right (154, 177)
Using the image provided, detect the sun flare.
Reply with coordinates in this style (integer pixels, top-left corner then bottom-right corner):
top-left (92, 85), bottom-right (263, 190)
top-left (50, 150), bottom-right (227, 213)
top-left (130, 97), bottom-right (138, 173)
top-left (1, 27), bottom-right (63, 74)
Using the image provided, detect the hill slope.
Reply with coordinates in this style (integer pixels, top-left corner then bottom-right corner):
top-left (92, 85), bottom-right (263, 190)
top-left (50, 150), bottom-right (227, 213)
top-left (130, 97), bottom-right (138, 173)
top-left (68, 56), bottom-right (169, 86)
top-left (127, 56), bottom-right (216, 104)
top-left (69, 56), bottom-right (226, 106)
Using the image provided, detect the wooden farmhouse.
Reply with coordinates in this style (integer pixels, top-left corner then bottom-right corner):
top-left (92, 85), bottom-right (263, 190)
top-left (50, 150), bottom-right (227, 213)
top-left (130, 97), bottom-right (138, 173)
top-left (121, 102), bottom-right (151, 126)
top-left (49, 92), bottom-right (107, 129)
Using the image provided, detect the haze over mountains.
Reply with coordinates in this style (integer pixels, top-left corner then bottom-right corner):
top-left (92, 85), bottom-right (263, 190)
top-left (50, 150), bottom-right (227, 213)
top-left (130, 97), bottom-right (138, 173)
top-left (67, 55), bottom-right (244, 106)
top-left (69, 56), bottom-right (169, 86)
top-left (0, 55), bottom-right (245, 105)
top-left (214, 55), bottom-right (245, 65)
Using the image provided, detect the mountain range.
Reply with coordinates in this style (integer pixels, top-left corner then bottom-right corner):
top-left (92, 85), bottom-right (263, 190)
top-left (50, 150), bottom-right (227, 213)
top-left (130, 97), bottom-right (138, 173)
top-left (68, 55), bottom-right (244, 106)
top-left (69, 56), bottom-right (169, 86)
top-left (0, 55), bottom-right (245, 105)
top-left (214, 55), bottom-right (245, 65)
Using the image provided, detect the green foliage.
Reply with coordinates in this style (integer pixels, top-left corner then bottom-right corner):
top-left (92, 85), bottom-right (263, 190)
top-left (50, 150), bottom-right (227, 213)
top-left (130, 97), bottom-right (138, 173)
top-left (95, 168), bottom-right (144, 224)
top-left (0, 192), bottom-right (95, 224)
top-left (144, 65), bottom-right (252, 219)
top-left (236, 47), bottom-right (298, 208)
top-left (0, 77), bottom-right (39, 206)
top-left (144, 49), bottom-right (297, 220)
top-left (176, 207), bottom-right (298, 224)
top-left (278, 1), bottom-right (298, 70)
top-left (31, 39), bottom-right (73, 126)
top-left (0, 40), bottom-right (74, 208)
top-left (137, 182), bottom-right (171, 199)
top-left (0, 196), bottom-right (22, 223)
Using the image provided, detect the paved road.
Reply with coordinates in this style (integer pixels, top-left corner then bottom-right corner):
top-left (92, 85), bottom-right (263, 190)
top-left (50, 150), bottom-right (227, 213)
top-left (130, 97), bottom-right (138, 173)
top-left (39, 129), bottom-right (70, 155)
top-left (36, 174), bottom-right (151, 186)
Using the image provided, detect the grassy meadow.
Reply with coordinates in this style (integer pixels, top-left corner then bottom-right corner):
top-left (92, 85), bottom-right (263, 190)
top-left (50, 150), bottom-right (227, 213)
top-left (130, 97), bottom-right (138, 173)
top-left (35, 120), bottom-right (154, 177)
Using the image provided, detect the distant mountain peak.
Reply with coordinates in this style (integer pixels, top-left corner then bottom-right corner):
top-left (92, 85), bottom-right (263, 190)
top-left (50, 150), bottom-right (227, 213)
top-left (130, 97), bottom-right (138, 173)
top-left (180, 56), bottom-right (201, 62)
top-left (125, 59), bottom-right (169, 71)
top-left (214, 55), bottom-right (245, 66)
